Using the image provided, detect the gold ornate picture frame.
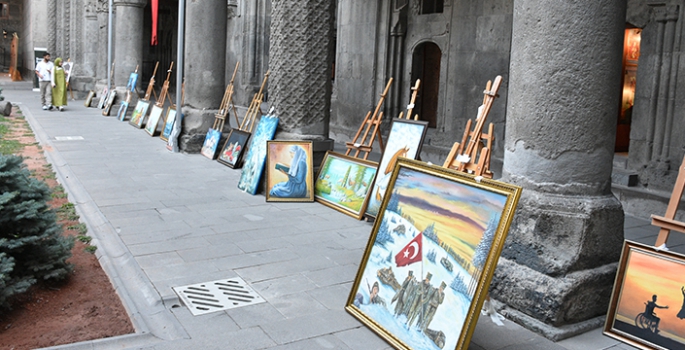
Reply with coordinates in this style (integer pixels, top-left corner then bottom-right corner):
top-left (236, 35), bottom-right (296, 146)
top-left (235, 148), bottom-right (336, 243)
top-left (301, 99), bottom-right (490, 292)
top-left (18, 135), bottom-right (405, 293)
top-left (346, 158), bottom-right (521, 350)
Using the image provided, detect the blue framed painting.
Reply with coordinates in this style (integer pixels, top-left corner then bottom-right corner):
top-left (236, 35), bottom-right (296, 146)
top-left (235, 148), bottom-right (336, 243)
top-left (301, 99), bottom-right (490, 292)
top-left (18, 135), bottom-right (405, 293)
top-left (365, 118), bottom-right (428, 219)
top-left (160, 107), bottom-right (177, 142)
top-left (237, 115), bottom-right (279, 195)
top-left (201, 128), bottom-right (222, 160)
top-left (346, 158), bottom-right (521, 350)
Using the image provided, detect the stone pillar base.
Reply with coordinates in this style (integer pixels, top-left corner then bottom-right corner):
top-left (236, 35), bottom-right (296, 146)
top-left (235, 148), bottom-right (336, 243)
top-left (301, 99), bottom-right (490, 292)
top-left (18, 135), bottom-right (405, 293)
top-left (178, 106), bottom-right (218, 153)
top-left (490, 257), bottom-right (618, 340)
top-left (490, 298), bottom-right (607, 341)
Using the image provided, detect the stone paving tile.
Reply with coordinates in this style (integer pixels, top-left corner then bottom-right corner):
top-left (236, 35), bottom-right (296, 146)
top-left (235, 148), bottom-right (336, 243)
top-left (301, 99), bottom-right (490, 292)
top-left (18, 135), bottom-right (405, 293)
top-left (266, 334), bottom-right (356, 350)
top-left (170, 307), bottom-right (241, 338)
top-left (334, 327), bottom-right (394, 350)
top-left (307, 282), bottom-right (353, 311)
top-left (212, 248), bottom-right (299, 272)
top-left (144, 260), bottom-right (220, 283)
top-left (236, 255), bottom-right (339, 283)
top-left (235, 237), bottom-right (295, 254)
top-left (556, 327), bottom-right (623, 350)
top-left (220, 326), bottom-right (278, 350)
top-left (268, 290), bottom-right (328, 318)
top-left (226, 302), bottom-right (286, 329)
top-left (135, 251), bottom-right (185, 269)
top-left (127, 236), bottom-right (212, 256)
top-left (251, 274), bottom-right (319, 300)
top-left (303, 264), bottom-right (358, 288)
top-left (176, 242), bottom-right (244, 262)
top-left (260, 309), bottom-right (360, 344)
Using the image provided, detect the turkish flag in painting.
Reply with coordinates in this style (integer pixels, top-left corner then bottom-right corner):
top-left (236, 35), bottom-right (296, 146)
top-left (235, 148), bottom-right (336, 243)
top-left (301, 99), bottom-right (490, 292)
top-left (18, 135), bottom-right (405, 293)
top-left (395, 233), bottom-right (423, 267)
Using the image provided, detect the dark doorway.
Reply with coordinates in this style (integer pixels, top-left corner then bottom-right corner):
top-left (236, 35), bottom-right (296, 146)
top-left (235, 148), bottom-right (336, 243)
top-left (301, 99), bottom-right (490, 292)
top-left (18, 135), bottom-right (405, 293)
top-left (411, 42), bottom-right (441, 128)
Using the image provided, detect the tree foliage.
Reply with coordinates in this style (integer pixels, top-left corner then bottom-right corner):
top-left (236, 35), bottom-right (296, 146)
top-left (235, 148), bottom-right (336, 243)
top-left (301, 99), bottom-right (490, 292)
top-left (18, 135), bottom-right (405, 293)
top-left (0, 155), bottom-right (73, 309)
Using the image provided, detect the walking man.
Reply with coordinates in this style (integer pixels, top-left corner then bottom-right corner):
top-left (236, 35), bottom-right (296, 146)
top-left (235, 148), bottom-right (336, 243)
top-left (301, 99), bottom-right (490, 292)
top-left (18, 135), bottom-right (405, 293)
top-left (35, 53), bottom-right (54, 110)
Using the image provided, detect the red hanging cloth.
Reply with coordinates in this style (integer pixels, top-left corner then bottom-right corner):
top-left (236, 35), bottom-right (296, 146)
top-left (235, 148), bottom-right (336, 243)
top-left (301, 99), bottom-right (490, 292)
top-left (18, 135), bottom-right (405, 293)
top-left (151, 0), bottom-right (158, 46)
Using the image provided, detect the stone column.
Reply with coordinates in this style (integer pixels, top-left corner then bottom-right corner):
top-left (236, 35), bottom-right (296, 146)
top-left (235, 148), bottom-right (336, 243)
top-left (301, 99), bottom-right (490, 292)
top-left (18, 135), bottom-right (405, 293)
top-left (113, 0), bottom-right (146, 87)
top-left (96, 0), bottom-right (110, 80)
top-left (491, 0), bottom-right (626, 340)
top-left (82, 1), bottom-right (98, 77)
top-left (268, 0), bottom-right (336, 160)
top-left (178, 1), bottom-right (227, 152)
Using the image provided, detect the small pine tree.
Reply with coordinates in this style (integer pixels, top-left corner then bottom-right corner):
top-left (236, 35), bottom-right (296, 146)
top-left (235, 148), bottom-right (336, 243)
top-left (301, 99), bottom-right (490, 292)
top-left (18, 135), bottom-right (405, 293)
top-left (426, 249), bottom-right (436, 263)
top-left (374, 218), bottom-right (394, 247)
top-left (472, 216), bottom-right (500, 269)
top-left (386, 190), bottom-right (401, 214)
top-left (423, 222), bottom-right (439, 243)
top-left (0, 155), bottom-right (74, 309)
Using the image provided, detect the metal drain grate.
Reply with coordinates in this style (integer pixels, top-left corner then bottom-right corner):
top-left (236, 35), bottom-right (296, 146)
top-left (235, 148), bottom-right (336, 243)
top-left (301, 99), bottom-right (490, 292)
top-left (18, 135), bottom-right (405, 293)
top-left (173, 277), bottom-right (265, 316)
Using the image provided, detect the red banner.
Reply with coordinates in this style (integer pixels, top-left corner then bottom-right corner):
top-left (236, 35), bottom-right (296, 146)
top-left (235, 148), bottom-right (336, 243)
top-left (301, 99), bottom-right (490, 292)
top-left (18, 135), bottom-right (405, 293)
top-left (151, 0), bottom-right (158, 46)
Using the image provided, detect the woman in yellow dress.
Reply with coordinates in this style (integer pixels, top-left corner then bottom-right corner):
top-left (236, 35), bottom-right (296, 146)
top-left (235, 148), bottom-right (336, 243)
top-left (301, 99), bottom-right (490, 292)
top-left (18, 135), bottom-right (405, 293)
top-left (51, 57), bottom-right (67, 111)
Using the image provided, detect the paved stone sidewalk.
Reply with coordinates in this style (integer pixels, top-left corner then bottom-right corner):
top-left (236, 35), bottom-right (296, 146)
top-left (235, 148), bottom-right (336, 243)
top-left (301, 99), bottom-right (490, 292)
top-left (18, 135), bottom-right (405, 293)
top-left (2, 83), bottom-right (667, 349)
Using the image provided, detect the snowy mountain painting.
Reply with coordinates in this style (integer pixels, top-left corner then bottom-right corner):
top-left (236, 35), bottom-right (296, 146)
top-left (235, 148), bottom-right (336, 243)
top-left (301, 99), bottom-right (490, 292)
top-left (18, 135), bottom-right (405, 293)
top-left (347, 160), bottom-right (518, 350)
top-left (365, 119), bottom-right (427, 218)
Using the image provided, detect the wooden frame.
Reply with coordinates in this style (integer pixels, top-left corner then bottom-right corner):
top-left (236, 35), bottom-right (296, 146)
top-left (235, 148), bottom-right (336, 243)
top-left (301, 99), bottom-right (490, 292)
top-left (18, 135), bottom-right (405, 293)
top-left (265, 141), bottom-right (315, 202)
top-left (102, 90), bottom-right (116, 116)
top-left (145, 105), bottom-right (164, 136)
top-left (365, 118), bottom-right (428, 219)
top-left (62, 60), bottom-right (74, 84)
top-left (160, 107), bottom-right (177, 142)
top-left (237, 115), bottom-right (279, 195)
top-left (200, 128), bottom-right (222, 160)
top-left (604, 241), bottom-right (685, 350)
top-left (217, 128), bottom-right (251, 168)
top-left (96, 87), bottom-right (108, 109)
top-left (84, 90), bottom-right (96, 107)
top-left (346, 158), bottom-right (521, 350)
top-left (130, 100), bottom-right (151, 129)
top-left (314, 151), bottom-right (378, 220)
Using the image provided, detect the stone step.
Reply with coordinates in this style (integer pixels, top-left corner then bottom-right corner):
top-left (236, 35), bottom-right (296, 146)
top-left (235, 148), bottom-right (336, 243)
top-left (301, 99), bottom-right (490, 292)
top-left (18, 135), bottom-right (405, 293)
top-left (612, 167), bottom-right (638, 187)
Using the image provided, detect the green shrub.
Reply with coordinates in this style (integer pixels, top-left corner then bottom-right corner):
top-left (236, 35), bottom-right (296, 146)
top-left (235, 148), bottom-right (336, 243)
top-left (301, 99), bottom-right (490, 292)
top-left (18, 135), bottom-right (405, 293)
top-left (0, 155), bottom-right (74, 309)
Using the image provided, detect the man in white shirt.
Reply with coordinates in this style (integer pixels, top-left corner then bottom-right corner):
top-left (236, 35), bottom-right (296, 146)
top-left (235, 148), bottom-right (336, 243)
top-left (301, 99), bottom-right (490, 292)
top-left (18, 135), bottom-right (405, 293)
top-left (35, 53), bottom-right (54, 110)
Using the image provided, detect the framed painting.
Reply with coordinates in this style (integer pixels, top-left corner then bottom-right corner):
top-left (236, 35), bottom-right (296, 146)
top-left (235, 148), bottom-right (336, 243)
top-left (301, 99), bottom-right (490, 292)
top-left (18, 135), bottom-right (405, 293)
top-left (314, 151), bottom-right (378, 220)
top-left (102, 90), bottom-right (116, 116)
top-left (116, 100), bottom-right (129, 121)
top-left (63, 61), bottom-right (74, 84)
top-left (265, 141), bottom-right (314, 202)
top-left (200, 128), bottom-right (222, 160)
top-left (126, 72), bottom-right (138, 93)
top-left (96, 87), bottom-right (108, 109)
top-left (145, 104), bottom-right (164, 136)
top-left (237, 115), bottom-right (279, 195)
top-left (160, 107), bottom-right (177, 142)
top-left (346, 158), bottom-right (521, 350)
top-left (604, 241), bottom-right (685, 350)
top-left (365, 118), bottom-right (428, 219)
top-left (130, 100), bottom-right (151, 129)
top-left (217, 128), bottom-right (251, 168)
top-left (84, 90), bottom-right (95, 107)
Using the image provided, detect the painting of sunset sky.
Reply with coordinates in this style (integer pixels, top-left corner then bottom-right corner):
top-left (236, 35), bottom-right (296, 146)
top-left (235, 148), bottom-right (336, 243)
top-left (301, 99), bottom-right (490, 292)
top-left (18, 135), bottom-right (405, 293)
top-left (610, 244), bottom-right (685, 348)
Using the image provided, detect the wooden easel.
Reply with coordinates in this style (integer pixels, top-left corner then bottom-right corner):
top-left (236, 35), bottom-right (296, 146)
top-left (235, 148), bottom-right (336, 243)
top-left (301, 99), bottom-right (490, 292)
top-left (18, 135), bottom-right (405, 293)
top-left (651, 155), bottom-right (685, 248)
top-left (398, 79), bottom-right (420, 121)
top-left (345, 78), bottom-right (393, 160)
top-left (156, 62), bottom-right (174, 107)
top-left (239, 70), bottom-right (269, 133)
top-left (442, 76), bottom-right (502, 179)
top-left (143, 61), bottom-right (160, 101)
top-left (212, 62), bottom-right (240, 132)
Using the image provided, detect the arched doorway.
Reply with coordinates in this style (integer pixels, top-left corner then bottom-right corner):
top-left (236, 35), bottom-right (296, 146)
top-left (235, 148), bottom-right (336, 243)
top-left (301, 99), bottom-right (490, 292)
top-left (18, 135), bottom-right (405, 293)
top-left (411, 42), bottom-right (441, 128)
